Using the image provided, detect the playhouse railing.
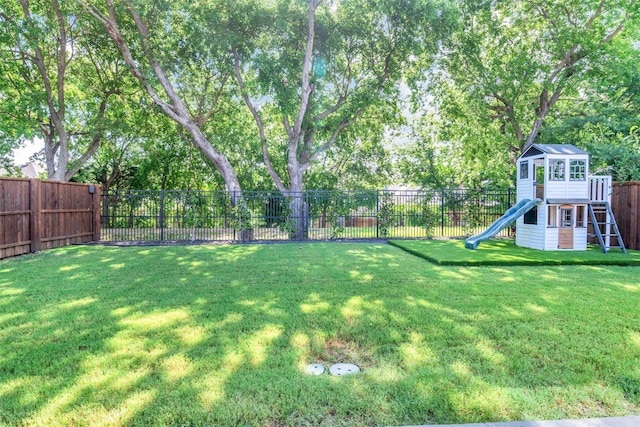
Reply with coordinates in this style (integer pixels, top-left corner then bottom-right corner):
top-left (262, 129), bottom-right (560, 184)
top-left (589, 175), bottom-right (612, 203)
top-left (589, 175), bottom-right (613, 247)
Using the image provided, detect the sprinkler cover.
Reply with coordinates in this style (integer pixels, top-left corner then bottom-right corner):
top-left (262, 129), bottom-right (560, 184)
top-left (305, 363), bottom-right (325, 375)
top-left (329, 363), bottom-right (360, 376)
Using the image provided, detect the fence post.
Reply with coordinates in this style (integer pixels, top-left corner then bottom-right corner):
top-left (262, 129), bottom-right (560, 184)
top-left (159, 189), bottom-right (165, 241)
top-left (232, 190), bottom-right (236, 241)
top-left (92, 185), bottom-right (101, 242)
top-left (376, 190), bottom-right (379, 239)
top-left (305, 190), bottom-right (309, 240)
top-left (29, 179), bottom-right (42, 253)
top-left (441, 188), bottom-right (445, 236)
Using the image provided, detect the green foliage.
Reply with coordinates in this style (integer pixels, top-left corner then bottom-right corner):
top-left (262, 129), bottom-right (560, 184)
top-left (418, 0), bottom-right (639, 187)
top-left (325, 192), bottom-right (350, 239)
top-left (419, 196), bottom-right (440, 237)
top-left (0, 0), bottom-right (135, 180)
top-left (462, 190), bottom-right (484, 237)
top-left (376, 192), bottom-right (396, 237)
top-left (397, 115), bottom-right (516, 188)
top-left (3, 0), bottom-right (638, 188)
top-left (581, 126), bottom-right (640, 181)
top-left (538, 40), bottom-right (640, 181)
top-left (231, 200), bottom-right (253, 230)
top-left (277, 197), bottom-right (297, 240)
top-left (232, 0), bottom-right (456, 195)
top-left (620, 376), bottom-right (640, 404)
top-left (541, 121), bottom-right (640, 182)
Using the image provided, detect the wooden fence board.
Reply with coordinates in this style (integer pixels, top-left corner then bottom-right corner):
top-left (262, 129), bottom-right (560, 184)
top-left (611, 181), bottom-right (640, 251)
top-left (0, 178), bottom-right (100, 260)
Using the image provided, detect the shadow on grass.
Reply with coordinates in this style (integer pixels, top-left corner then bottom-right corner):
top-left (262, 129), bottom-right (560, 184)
top-left (1, 243), bottom-right (639, 425)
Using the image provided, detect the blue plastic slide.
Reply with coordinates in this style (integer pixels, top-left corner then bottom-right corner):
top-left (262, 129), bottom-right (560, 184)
top-left (465, 198), bottom-right (542, 250)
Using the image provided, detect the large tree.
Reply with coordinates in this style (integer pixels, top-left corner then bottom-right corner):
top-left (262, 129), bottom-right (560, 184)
top-left (438, 0), bottom-right (637, 163)
top-left (232, 0), bottom-right (454, 237)
top-left (79, 0), bottom-right (248, 205)
top-left (0, 0), bottom-right (130, 181)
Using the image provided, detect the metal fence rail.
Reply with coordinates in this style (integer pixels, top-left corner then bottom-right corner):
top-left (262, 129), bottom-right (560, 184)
top-left (100, 188), bottom-right (514, 242)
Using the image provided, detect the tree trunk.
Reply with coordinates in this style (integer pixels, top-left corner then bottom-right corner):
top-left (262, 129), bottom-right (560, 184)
top-left (287, 170), bottom-right (307, 240)
top-left (288, 195), bottom-right (307, 240)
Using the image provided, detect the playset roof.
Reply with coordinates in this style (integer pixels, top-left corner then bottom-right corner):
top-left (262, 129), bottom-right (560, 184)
top-left (520, 144), bottom-right (588, 158)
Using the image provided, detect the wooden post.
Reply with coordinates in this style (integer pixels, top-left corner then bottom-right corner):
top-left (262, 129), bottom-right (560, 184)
top-left (92, 184), bottom-right (101, 242)
top-left (29, 179), bottom-right (42, 253)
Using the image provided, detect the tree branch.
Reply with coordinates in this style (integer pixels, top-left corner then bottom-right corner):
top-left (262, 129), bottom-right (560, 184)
top-left (78, 0), bottom-right (180, 121)
top-left (586, 0), bottom-right (606, 30)
top-left (309, 110), bottom-right (363, 164)
top-left (291, 0), bottom-right (320, 145)
top-left (283, 116), bottom-right (293, 139)
top-left (233, 47), bottom-right (265, 140)
top-left (51, 0), bottom-right (68, 114)
top-left (64, 89), bottom-right (117, 180)
top-left (487, 93), bottom-right (524, 141)
top-left (312, 95), bottom-right (347, 122)
top-left (194, 73), bottom-right (229, 126)
top-left (233, 46), bottom-right (286, 192)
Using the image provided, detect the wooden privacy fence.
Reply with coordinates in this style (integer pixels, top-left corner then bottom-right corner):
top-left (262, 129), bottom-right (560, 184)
top-left (0, 178), bottom-right (100, 260)
top-left (611, 181), bottom-right (640, 251)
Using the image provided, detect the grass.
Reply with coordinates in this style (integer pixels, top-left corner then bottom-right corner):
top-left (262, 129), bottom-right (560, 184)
top-left (389, 239), bottom-right (640, 266)
top-left (0, 242), bottom-right (639, 426)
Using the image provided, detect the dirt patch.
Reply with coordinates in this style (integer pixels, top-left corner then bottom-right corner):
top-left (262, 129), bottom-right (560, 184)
top-left (313, 336), bottom-right (374, 369)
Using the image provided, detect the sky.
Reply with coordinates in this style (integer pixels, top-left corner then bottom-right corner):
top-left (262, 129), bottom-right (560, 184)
top-left (12, 139), bottom-right (43, 165)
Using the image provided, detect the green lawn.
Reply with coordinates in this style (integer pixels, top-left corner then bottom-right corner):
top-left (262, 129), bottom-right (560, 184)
top-left (389, 239), bottom-right (640, 266)
top-left (1, 243), bottom-right (639, 426)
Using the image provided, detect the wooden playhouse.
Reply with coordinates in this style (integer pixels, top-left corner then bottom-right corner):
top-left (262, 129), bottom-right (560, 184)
top-left (515, 144), bottom-right (625, 252)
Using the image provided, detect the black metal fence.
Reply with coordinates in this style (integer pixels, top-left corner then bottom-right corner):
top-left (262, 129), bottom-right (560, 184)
top-left (100, 188), bottom-right (514, 242)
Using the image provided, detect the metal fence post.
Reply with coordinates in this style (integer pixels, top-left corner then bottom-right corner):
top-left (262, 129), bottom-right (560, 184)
top-left (232, 191), bottom-right (236, 241)
top-left (376, 190), bottom-right (379, 239)
top-left (305, 190), bottom-right (309, 240)
top-left (441, 188), bottom-right (445, 236)
top-left (159, 189), bottom-right (165, 241)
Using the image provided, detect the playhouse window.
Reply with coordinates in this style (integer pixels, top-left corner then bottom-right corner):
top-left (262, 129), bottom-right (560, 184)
top-left (547, 206), bottom-right (557, 227)
top-left (549, 160), bottom-right (565, 181)
top-left (570, 160), bottom-right (586, 181)
top-left (520, 160), bottom-right (529, 179)
top-left (576, 205), bottom-right (586, 227)
top-left (561, 208), bottom-right (573, 228)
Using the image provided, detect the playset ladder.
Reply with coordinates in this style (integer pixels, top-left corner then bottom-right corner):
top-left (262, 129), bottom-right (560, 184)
top-left (588, 202), bottom-right (626, 254)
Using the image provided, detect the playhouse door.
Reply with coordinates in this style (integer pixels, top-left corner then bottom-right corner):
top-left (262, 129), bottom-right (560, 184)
top-left (558, 207), bottom-right (574, 249)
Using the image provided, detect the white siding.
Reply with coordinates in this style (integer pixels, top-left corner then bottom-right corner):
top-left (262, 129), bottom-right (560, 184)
top-left (544, 227), bottom-right (559, 250)
top-left (568, 180), bottom-right (589, 199)
top-left (517, 161), bottom-right (535, 201)
top-left (517, 180), bottom-right (534, 201)
top-left (515, 217), bottom-right (546, 250)
top-left (573, 227), bottom-right (588, 250)
top-left (544, 154), bottom-right (590, 200)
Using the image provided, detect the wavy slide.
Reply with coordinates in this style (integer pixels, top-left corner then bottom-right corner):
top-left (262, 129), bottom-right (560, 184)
top-left (465, 198), bottom-right (542, 250)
